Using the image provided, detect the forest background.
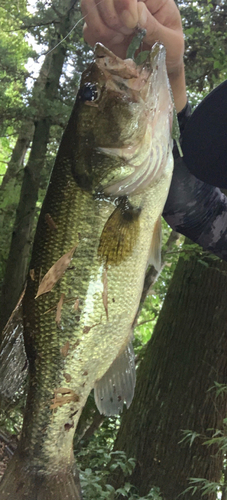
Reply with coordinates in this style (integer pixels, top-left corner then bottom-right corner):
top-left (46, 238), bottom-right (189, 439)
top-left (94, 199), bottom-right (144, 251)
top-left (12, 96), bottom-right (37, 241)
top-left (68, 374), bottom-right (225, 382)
top-left (0, 0), bottom-right (227, 499)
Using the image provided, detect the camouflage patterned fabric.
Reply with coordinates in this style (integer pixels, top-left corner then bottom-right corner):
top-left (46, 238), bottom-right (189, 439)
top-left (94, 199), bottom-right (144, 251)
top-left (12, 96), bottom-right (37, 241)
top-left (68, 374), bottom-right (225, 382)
top-left (163, 102), bottom-right (227, 262)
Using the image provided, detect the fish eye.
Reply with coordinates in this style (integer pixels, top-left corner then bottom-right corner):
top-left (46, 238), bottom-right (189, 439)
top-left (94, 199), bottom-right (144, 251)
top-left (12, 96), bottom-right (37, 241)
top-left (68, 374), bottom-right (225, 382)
top-left (78, 83), bottom-right (99, 102)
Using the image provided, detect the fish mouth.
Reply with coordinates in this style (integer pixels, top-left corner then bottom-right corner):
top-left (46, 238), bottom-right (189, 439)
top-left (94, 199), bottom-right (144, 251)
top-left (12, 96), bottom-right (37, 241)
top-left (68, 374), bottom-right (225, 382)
top-left (94, 43), bottom-right (139, 79)
top-left (94, 42), bottom-right (166, 94)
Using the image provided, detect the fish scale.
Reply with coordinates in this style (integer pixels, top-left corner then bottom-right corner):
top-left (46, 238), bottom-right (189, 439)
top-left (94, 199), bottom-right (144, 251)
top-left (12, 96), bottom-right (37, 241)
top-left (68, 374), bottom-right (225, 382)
top-left (0, 42), bottom-right (174, 500)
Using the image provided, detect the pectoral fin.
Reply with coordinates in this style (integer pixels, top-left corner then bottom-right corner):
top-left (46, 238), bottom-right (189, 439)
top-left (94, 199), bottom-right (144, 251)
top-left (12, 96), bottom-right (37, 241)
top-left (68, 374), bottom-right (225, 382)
top-left (148, 215), bottom-right (162, 272)
top-left (94, 341), bottom-right (136, 416)
top-left (98, 197), bottom-right (141, 265)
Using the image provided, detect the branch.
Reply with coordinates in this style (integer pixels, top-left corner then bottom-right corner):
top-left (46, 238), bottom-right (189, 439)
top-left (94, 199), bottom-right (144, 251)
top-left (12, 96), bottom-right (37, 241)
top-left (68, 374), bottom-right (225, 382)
top-left (2, 20), bottom-right (60, 33)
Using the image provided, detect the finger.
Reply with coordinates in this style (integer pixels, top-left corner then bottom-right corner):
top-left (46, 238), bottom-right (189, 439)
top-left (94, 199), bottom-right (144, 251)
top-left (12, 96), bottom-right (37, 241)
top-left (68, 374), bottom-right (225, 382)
top-left (114, 0), bottom-right (139, 29)
top-left (137, 2), bottom-right (184, 68)
top-left (137, 2), bottom-right (159, 41)
top-left (83, 22), bottom-right (125, 48)
top-left (144, 0), bottom-right (182, 29)
top-left (96, 0), bottom-right (132, 34)
top-left (81, 0), bottom-right (120, 46)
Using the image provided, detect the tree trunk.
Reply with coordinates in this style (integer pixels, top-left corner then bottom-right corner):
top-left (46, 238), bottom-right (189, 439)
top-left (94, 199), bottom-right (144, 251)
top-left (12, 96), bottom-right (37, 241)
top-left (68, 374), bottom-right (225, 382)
top-left (0, 0), bottom-right (79, 334)
top-left (112, 246), bottom-right (227, 500)
top-left (0, 123), bottom-right (34, 285)
top-left (0, 122), bottom-right (34, 192)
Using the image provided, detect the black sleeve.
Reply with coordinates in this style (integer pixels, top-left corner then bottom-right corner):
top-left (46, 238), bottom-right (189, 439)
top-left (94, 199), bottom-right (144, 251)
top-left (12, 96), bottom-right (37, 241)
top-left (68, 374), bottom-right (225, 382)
top-left (163, 102), bottom-right (227, 262)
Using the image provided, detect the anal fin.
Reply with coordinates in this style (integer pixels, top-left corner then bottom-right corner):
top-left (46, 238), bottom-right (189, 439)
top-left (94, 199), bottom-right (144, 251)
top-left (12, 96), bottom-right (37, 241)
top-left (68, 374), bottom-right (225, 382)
top-left (94, 341), bottom-right (136, 416)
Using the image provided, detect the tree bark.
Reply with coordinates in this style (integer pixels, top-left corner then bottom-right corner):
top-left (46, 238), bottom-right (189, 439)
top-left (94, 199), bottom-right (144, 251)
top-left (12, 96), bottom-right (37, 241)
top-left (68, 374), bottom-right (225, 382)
top-left (112, 246), bottom-right (227, 500)
top-left (0, 123), bottom-right (34, 285)
top-left (0, 122), bottom-right (34, 192)
top-left (0, 0), bottom-right (79, 334)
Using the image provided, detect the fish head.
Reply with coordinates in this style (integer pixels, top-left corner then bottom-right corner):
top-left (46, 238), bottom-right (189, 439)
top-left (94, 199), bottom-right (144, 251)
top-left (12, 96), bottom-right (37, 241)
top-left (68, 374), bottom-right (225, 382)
top-left (71, 42), bottom-right (173, 196)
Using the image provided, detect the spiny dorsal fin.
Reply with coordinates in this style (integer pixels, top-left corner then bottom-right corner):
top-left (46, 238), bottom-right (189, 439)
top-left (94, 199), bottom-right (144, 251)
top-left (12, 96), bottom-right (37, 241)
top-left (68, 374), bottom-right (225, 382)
top-left (94, 341), bottom-right (136, 416)
top-left (98, 197), bottom-right (141, 265)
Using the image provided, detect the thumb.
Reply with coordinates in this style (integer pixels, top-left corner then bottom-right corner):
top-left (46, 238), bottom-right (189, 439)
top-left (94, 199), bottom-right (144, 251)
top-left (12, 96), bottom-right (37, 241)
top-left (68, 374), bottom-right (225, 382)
top-left (137, 2), bottom-right (159, 42)
top-left (137, 2), bottom-right (184, 71)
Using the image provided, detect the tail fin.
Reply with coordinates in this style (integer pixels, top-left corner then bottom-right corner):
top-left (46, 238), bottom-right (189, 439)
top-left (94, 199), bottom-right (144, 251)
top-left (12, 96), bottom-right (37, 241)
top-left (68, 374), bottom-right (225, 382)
top-left (0, 452), bottom-right (82, 500)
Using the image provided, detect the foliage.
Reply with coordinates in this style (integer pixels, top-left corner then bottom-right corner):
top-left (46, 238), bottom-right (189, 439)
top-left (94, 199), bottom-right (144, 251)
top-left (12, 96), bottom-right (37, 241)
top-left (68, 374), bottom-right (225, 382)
top-left (0, 0), bottom-right (227, 498)
top-left (0, 0), bottom-right (93, 298)
top-left (0, 1), bottom-right (34, 134)
top-left (181, 386), bottom-right (227, 499)
top-left (179, 0), bottom-right (227, 100)
top-left (183, 477), bottom-right (221, 498)
top-left (133, 228), bottom-right (221, 356)
top-left (76, 428), bottom-right (163, 500)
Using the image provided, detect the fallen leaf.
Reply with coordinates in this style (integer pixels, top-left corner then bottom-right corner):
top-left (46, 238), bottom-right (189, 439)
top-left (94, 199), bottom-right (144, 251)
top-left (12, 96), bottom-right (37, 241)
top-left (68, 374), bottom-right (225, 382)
top-left (63, 373), bottom-right (72, 382)
top-left (83, 326), bottom-right (91, 334)
top-left (83, 323), bottom-right (100, 335)
top-left (60, 341), bottom-right (70, 357)
top-left (55, 293), bottom-right (65, 325)
top-left (45, 213), bottom-right (57, 231)
top-left (74, 298), bottom-right (80, 311)
top-left (64, 422), bottom-right (74, 431)
top-left (50, 387), bottom-right (79, 410)
top-left (72, 339), bottom-right (80, 349)
top-left (30, 269), bottom-right (35, 281)
top-left (35, 245), bottom-right (77, 298)
top-left (55, 387), bottom-right (74, 394)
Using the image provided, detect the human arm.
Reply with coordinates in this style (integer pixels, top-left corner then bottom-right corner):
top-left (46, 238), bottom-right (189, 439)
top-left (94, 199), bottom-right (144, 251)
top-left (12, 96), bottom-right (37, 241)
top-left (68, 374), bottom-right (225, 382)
top-left (163, 103), bottom-right (227, 262)
top-left (163, 158), bottom-right (227, 263)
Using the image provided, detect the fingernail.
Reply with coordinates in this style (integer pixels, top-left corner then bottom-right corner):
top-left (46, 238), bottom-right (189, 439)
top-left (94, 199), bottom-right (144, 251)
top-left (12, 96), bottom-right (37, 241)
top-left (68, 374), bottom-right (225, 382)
top-left (120, 26), bottom-right (134, 35)
top-left (111, 33), bottom-right (125, 45)
top-left (119, 9), bottom-right (138, 29)
top-left (138, 3), bottom-right (147, 27)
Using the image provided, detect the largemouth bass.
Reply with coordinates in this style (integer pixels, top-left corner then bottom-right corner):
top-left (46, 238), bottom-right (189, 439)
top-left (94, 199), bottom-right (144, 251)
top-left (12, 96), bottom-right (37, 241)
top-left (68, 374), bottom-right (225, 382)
top-left (0, 42), bottom-right (173, 500)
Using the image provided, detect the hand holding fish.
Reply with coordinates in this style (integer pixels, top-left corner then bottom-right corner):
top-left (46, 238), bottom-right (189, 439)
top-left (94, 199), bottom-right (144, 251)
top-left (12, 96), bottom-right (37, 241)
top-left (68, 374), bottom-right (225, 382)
top-left (81, 0), bottom-right (187, 111)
